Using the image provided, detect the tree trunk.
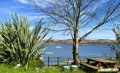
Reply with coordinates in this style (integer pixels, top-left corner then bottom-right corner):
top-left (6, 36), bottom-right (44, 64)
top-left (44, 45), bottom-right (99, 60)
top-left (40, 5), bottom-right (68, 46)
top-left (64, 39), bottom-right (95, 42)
top-left (72, 22), bottom-right (80, 65)
top-left (116, 51), bottom-right (120, 64)
top-left (72, 32), bottom-right (79, 65)
top-left (72, 0), bottom-right (81, 65)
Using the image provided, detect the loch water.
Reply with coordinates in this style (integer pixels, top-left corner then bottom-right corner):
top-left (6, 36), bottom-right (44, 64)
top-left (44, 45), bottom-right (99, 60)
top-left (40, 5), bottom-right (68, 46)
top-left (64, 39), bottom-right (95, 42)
top-left (43, 45), bottom-right (114, 60)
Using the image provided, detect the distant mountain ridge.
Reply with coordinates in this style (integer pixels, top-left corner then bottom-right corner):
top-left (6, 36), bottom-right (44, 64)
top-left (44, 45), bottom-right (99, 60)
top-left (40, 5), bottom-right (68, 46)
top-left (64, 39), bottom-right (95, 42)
top-left (49, 39), bottom-right (115, 46)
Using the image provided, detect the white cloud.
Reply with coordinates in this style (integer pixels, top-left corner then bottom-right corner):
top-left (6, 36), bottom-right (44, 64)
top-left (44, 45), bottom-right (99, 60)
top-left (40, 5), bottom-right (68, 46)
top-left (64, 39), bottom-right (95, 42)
top-left (15, 0), bottom-right (56, 8)
top-left (17, 0), bottom-right (29, 4)
top-left (27, 15), bottom-right (40, 21)
top-left (26, 15), bottom-right (48, 21)
top-left (20, 0), bottom-right (28, 4)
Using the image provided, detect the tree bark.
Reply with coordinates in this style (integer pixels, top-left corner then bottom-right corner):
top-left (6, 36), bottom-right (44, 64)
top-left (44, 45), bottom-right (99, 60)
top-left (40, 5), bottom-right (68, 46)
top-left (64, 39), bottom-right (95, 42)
top-left (73, 40), bottom-right (79, 65)
top-left (72, 0), bottom-right (81, 65)
top-left (72, 30), bottom-right (79, 65)
top-left (72, 19), bottom-right (80, 65)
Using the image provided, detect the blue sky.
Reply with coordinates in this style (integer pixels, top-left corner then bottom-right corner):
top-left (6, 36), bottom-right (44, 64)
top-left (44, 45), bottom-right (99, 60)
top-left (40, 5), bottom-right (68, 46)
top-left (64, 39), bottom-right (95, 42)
top-left (0, 0), bottom-right (116, 40)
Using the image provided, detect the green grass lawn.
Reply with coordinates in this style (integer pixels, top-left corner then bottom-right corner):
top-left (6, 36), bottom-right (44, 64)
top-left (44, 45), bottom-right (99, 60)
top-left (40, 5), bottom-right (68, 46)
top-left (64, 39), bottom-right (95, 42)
top-left (41, 67), bottom-right (86, 73)
top-left (0, 64), bottom-right (86, 73)
top-left (0, 64), bottom-right (36, 73)
top-left (0, 64), bottom-right (118, 73)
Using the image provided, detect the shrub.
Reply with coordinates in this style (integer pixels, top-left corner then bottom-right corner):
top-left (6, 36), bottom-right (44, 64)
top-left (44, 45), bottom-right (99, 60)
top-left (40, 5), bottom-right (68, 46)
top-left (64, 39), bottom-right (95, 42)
top-left (112, 24), bottom-right (120, 64)
top-left (28, 59), bottom-right (44, 69)
top-left (0, 15), bottom-right (51, 69)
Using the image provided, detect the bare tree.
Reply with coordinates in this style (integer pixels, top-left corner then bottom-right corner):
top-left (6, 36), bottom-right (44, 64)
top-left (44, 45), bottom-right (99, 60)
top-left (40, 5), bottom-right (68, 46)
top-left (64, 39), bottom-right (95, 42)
top-left (30, 0), bottom-right (120, 65)
top-left (111, 24), bottom-right (120, 64)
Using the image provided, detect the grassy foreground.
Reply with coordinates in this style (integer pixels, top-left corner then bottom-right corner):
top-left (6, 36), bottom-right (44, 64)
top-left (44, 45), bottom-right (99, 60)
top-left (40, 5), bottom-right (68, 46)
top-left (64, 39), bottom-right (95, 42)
top-left (0, 64), bottom-right (86, 73)
top-left (0, 64), bottom-right (36, 73)
top-left (0, 64), bottom-right (117, 73)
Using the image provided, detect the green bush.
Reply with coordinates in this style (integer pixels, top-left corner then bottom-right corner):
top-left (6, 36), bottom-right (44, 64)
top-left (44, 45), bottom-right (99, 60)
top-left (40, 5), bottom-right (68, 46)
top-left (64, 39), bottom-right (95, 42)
top-left (28, 59), bottom-right (44, 69)
top-left (0, 15), bottom-right (51, 69)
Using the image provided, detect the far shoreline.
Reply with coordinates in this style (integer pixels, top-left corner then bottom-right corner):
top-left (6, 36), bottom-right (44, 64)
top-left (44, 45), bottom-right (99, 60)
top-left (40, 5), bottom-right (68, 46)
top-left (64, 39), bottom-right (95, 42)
top-left (47, 39), bottom-right (115, 46)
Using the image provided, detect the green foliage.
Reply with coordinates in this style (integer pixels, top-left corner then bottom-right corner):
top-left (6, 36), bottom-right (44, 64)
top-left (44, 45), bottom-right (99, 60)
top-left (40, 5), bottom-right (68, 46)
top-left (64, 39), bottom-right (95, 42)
top-left (111, 24), bottom-right (120, 64)
top-left (113, 24), bottom-right (120, 44)
top-left (28, 59), bottom-right (44, 69)
top-left (0, 15), bottom-right (51, 69)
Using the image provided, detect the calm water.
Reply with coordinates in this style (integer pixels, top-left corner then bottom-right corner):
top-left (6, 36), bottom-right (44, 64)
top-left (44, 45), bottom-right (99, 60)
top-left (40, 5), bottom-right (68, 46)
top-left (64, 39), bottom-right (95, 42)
top-left (43, 45), bottom-right (114, 60)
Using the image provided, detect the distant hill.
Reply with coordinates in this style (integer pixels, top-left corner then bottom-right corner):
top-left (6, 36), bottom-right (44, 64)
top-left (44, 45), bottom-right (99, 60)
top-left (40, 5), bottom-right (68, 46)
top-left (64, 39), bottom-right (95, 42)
top-left (49, 39), bottom-right (115, 46)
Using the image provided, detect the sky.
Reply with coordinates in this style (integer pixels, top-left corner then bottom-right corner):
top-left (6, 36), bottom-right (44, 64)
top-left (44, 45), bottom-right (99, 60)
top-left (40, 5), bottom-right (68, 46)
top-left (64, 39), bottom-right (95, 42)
top-left (0, 0), bottom-right (117, 40)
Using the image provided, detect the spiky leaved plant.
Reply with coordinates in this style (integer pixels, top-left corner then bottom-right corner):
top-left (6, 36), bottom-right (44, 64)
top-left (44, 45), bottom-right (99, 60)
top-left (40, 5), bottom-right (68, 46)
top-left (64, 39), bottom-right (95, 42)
top-left (0, 15), bottom-right (51, 69)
